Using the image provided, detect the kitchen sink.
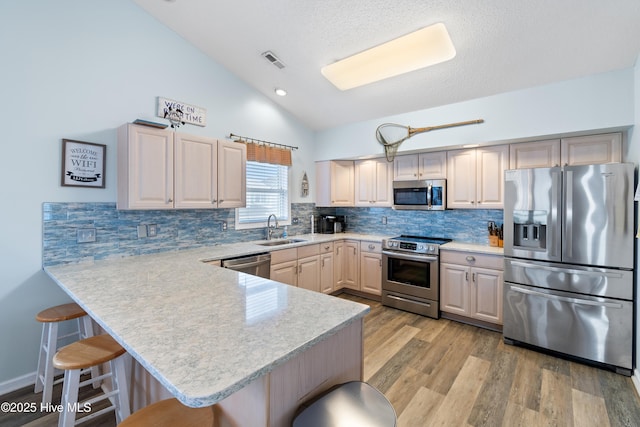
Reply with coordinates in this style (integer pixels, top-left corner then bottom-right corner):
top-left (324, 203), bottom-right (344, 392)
top-left (257, 239), bottom-right (306, 247)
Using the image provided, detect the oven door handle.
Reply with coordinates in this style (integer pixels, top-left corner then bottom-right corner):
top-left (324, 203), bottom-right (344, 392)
top-left (382, 251), bottom-right (438, 262)
top-left (386, 294), bottom-right (432, 308)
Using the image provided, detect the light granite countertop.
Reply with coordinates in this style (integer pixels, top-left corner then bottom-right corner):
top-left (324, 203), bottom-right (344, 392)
top-left (44, 237), bottom-right (373, 408)
top-left (440, 241), bottom-right (505, 256)
top-left (43, 232), bottom-right (500, 407)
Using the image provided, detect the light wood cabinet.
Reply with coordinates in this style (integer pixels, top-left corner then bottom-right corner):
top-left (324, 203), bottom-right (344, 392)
top-left (216, 140), bottom-right (247, 208)
top-left (447, 145), bottom-right (508, 209)
top-left (117, 124), bottom-right (174, 210)
top-left (298, 255), bottom-right (321, 293)
top-left (440, 250), bottom-right (503, 326)
top-left (270, 248), bottom-right (298, 286)
top-left (333, 241), bottom-right (345, 291)
top-left (341, 240), bottom-right (360, 290)
top-left (117, 124), bottom-right (246, 210)
top-left (560, 133), bottom-right (622, 165)
top-left (509, 139), bottom-right (560, 169)
top-left (315, 161), bottom-right (355, 207)
top-left (319, 243), bottom-right (335, 294)
top-left (394, 152), bottom-right (447, 180)
top-left (354, 159), bottom-right (392, 206)
top-left (270, 245), bottom-right (321, 292)
top-left (359, 241), bottom-right (382, 295)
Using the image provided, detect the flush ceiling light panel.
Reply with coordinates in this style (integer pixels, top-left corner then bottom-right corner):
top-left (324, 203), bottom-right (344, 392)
top-left (321, 23), bottom-right (456, 91)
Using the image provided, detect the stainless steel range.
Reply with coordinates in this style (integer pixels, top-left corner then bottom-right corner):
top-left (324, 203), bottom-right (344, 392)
top-left (381, 235), bottom-right (451, 319)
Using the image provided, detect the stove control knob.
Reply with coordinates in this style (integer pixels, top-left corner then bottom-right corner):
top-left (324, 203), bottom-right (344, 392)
top-left (417, 244), bottom-right (424, 251)
top-left (428, 245), bottom-right (435, 253)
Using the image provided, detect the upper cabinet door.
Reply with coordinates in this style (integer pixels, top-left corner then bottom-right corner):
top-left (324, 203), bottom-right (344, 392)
top-left (117, 124), bottom-right (174, 210)
top-left (447, 149), bottom-right (476, 209)
top-left (475, 145), bottom-right (509, 209)
top-left (174, 134), bottom-right (217, 209)
top-left (217, 140), bottom-right (246, 208)
top-left (418, 152), bottom-right (447, 179)
top-left (374, 159), bottom-right (392, 206)
top-left (560, 133), bottom-right (622, 166)
top-left (509, 139), bottom-right (560, 169)
top-left (393, 155), bottom-right (419, 180)
top-left (393, 152), bottom-right (446, 180)
top-left (447, 145), bottom-right (508, 209)
top-left (355, 159), bottom-right (392, 206)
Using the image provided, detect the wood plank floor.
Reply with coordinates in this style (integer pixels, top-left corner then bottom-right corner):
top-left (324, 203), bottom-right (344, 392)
top-left (3, 294), bottom-right (640, 426)
top-left (345, 294), bottom-right (640, 427)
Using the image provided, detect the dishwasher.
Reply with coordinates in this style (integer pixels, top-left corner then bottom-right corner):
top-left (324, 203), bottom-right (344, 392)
top-left (221, 253), bottom-right (271, 279)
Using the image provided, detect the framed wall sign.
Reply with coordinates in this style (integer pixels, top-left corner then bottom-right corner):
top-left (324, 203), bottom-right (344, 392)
top-left (61, 139), bottom-right (106, 188)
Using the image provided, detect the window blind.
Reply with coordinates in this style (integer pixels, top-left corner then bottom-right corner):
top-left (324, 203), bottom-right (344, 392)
top-left (238, 161), bottom-right (289, 224)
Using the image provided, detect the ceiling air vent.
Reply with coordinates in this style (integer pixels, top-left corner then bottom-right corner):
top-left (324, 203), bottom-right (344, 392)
top-left (262, 51), bottom-right (285, 69)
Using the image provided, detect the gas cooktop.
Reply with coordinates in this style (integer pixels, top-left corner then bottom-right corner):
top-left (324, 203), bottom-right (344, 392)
top-left (382, 235), bottom-right (452, 255)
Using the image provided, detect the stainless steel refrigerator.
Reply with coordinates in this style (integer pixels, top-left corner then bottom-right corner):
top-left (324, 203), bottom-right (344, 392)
top-left (503, 162), bottom-right (635, 375)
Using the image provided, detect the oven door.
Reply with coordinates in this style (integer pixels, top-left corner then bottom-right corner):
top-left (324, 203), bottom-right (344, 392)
top-left (382, 250), bottom-right (439, 301)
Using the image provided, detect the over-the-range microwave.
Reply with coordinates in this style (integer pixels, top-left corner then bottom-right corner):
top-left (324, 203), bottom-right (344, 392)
top-left (392, 179), bottom-right (446, 210)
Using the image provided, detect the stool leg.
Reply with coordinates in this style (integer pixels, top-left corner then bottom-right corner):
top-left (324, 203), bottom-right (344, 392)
top-left (41, 322), bottom-right (58, 405)
top-left (58, 368), bottom-right (80, 427)
top-left (79, 316), bottom-right (101, 389)
top-left (110, 356), bottom-right (131, 423)
top-left (34, 323), bottom-right (48, 394)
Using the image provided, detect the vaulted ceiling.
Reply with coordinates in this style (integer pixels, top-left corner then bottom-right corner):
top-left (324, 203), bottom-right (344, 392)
top-left (134, 0), bottom-right (640, 131)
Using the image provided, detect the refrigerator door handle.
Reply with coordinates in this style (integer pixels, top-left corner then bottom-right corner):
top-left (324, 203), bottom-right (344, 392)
top-left (564, 169), bottom-right (573, 259)
top-left (549, 168), bottom-right (562, 259)
top-left (507, 260), bottom-right (628, 278)
top-left (510, 286), bottom-right (623, 309)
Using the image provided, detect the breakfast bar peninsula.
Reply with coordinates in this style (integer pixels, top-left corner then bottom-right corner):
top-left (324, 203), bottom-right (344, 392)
top-left (44, 245), bottom-right (369, 426)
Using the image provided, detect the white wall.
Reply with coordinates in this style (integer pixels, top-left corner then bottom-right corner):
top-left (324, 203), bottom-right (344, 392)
top-left (0, 0), bottom-right (315, 388)
top-left (315, 68), bottom-right (635, 160)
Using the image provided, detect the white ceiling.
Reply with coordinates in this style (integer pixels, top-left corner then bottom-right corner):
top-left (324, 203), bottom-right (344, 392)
top-left (133, 0), bottom-right (640, 131)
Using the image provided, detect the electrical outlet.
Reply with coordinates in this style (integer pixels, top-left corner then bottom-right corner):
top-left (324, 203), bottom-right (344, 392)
top-left (77, 228), bottom-right (96, 243)
top-left (221, 221), bottom-right (227, 231)
top-left (292, 217), bottom-right (299, 224)
top-left (137, 225), bottom-right (147, 239)
top-left (382, 216), bottom-right (387, 225)
top-left (147, 224), bottom-right (157, 237)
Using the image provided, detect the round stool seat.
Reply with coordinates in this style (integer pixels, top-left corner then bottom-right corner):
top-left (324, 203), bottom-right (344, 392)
top-left (53, 334), bottom-right (125, 370)
top-left (293, 381), bottom-right (396, 427)
top-left (119, 398), bottom-right (216, 427)
top-left (36, 302), bottom-right (86, 323)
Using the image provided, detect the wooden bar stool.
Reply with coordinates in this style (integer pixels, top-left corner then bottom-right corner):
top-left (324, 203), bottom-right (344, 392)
top-left (35, 302), bottom-right (96, 405)
top-left (53, 334), bottom-right (130, 427)
top-left (119, 398), bottom-right (216, 427)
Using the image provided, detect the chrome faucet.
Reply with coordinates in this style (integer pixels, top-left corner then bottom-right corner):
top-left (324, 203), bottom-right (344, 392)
top-left (267, 214), bottom-right (279, 240)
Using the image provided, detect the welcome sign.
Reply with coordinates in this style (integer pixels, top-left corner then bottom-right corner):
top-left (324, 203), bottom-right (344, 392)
top-left (156, 97), bottom-right (207, 127)
top-left (61, 139), bottom-right (106, 188)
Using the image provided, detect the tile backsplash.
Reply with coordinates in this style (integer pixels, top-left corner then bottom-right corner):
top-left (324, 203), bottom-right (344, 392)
top-left (42, 202), bottom-right (502, 266)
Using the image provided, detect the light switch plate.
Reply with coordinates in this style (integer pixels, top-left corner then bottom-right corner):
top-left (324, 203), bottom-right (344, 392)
top-left (137, 225), bottom-right (147, 238)
top-left (77, 228), bottom-right (96, 243)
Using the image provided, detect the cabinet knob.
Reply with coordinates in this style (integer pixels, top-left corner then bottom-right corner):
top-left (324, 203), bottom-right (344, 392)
top-left (219, 200), bottom-right (224, 203)
top-left (211, 199), bottom-right (217, 204)
top-left (368, 244), bottom-right (375, 250)
top-left (466, 255), bottom-right (476, 262)
top-left (324, 245), bottom-right (330, 250)
top-left (167, 198), bottom-right (173, 203)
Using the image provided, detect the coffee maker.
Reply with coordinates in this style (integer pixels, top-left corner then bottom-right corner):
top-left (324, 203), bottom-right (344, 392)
top-left (318, 215), bottom-right (346, 234)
